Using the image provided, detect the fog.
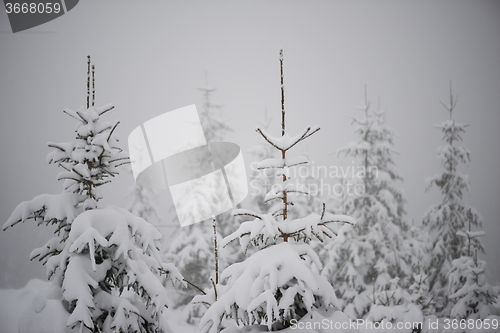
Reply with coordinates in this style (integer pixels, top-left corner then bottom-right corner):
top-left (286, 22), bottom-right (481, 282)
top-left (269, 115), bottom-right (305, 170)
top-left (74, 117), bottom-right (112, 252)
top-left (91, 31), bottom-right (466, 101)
top-left (1, 0), bottom-right (499, 288)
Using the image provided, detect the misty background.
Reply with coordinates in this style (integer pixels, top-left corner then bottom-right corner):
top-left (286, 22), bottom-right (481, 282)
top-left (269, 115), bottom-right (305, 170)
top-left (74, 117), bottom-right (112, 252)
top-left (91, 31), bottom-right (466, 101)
top-left (0, 0), bottom-right (499, 289)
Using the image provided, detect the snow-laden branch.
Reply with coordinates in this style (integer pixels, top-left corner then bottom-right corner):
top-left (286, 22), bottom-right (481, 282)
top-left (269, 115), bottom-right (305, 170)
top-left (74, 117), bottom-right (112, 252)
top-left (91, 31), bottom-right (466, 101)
top-left (255, 125), bottom-right (320, 152)
top-left (3, 192), bottom-right (85, 231)
top-left (198, 243), bottom-right (338, 333)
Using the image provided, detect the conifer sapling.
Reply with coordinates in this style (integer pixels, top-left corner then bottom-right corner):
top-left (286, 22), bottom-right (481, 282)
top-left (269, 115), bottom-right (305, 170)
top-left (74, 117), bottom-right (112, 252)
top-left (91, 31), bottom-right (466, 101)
top-left (196, 50), bottom-right (355, 333)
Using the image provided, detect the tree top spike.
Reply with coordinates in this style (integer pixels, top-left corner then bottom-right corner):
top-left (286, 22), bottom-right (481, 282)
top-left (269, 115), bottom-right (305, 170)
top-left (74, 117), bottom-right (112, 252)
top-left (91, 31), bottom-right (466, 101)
top-left (280, 49), bottom-right (285, 137)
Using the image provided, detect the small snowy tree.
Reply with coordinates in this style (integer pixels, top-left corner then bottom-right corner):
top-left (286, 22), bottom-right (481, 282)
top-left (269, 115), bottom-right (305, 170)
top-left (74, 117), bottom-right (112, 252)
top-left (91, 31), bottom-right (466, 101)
top-left (448, 254), bottom-right (498, 322)
top-left (407, 272), bottom-right (434, 316)
top-left (366, 277), bottom-right (425, 331)
top-left (365, 268), bottom-right (433, 331)
top-left (3, 57), bottom-right (184, 333)
top-left (195, 50), bottom-right (355, 333)
top-left (320, 88), bottom-right (408, 318)
top-left (446, 208), bottom-right (498, 322)
top-left (422, 83), bottom-right (484, 312)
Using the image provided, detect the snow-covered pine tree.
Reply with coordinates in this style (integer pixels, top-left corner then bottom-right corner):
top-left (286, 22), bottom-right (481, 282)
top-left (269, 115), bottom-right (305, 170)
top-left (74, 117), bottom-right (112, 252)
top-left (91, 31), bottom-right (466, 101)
top-left (3, 57), bottom-right (184, 333)
top-left (365, 265), bottom-right (433, 329)
top-left (365, 277), bottom-right (425, 330)
top-left (446, 208), bottom-right (498, 322)
top-left (422, 83), bottom-right (483, 312)
top-left (165, 75), bottom-right (238, 324)
top-left (320, 88), bottom-right (408, 319)
top-left (195, 50), bottom-right (355, 333)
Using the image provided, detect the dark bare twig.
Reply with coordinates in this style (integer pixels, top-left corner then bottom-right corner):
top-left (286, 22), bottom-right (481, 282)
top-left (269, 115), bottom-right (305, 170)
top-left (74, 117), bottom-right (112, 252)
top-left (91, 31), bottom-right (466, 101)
top-left (233, 212), bottom-right (262, 220)
top-left (212, 216), bottom-right (219, 285)
top-left (75, 109), bottom-right (89, 124)
top-left (255, 128), bottom-right (282, 151)
top-left (182, 278), bottom-right (206, 295)
top-left (92, 65), bottom-right (95, 106)
top-left (107, 121), bottom-right (120, 142)
top-left (62, 109), bottom-right (82, 121)
top-left (280, 49), bottom-right (285, 137)
top-left (87, 56), bottom-right (91, 108)
top-left (97, 105), bottom-right (115, 116)
top-left (211, 278), bottom-right (218, 301)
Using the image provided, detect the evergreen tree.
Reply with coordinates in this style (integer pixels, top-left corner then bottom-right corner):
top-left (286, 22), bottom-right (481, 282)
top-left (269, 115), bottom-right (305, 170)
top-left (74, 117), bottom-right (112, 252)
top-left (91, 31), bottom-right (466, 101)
top-left (446, 208), bottom-right (498, 322)
top-left (3, 57), bottom-right (184, 333)
top-left (196, 50), bottom-right (355, 333)
top-left (165, 75), bottom-right (237, 324)
top-left (422, 83), bottom-right (483, 312)
top-left (366, 277), bottom-right (425, 330)
top-left (320, 88), bottom-right (407, 318)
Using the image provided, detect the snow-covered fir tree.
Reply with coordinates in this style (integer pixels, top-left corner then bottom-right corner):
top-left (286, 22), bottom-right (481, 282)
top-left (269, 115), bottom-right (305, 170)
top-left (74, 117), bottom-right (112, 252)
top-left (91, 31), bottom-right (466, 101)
top-left (320, 88), bottom-right (408, 319)
top-left (165, 75), bottom-right (238, 324)
top-left (422, 83), bottom-right (484, 313)
top-left (195, 50), bottom-right (355, 333)
top-left (366, 277), bottom-right (425, 331)
top-left (364, 267), bottom-right (433, 331)
top-left (3, 57), bottom-right (184, 333)
top-left (446, 208), bottom-right (498, 323)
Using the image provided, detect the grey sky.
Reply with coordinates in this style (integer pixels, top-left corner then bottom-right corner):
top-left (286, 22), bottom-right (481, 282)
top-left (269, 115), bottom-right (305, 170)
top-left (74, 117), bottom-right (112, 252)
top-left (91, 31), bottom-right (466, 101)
top-left (1, 0), bottom-right (499, 288)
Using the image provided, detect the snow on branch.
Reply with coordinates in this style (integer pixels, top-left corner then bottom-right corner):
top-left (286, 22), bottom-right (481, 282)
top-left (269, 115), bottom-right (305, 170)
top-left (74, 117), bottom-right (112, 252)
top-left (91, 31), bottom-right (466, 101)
top-left (258, 155), bottom-right (309, 169)
top-left (456, 230), bottom-right (486, 239)
top-left (256, 125), bottom-right (320, 152)
top-left (223, 213), bottom-right (279, 253)
top-left (198, 242), bottom-right (338, 333)
top-left (3, 193), bottom-right (85, 231)
top-left (278, 205), bottom-right (356, 243)
top-left (55, 206), bottom-right (185, 331)
top-left (225, 204), bottom-right (356, 251)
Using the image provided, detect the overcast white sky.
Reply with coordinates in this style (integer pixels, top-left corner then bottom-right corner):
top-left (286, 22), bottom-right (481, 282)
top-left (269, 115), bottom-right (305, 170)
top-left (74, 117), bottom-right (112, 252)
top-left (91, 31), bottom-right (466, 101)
top-left (0, 0), bottom-right (499, 288)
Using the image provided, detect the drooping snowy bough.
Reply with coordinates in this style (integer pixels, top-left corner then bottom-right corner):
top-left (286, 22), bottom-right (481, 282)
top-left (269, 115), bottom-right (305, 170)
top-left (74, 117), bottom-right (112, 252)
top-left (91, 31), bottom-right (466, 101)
top-left (195, 50), bottom-right (355, 333)
top-left (446, 209), bottom-right (499, 320)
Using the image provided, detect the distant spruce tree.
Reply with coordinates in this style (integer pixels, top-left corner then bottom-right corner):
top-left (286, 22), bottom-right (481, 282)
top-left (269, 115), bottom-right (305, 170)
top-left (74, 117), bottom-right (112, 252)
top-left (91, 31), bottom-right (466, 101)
top-left (165, 75), bottom-right (238, 324)
top-left (320, 88), bottom-right (408, 319)
top-left (422, 83), bottom-right (484, 312)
